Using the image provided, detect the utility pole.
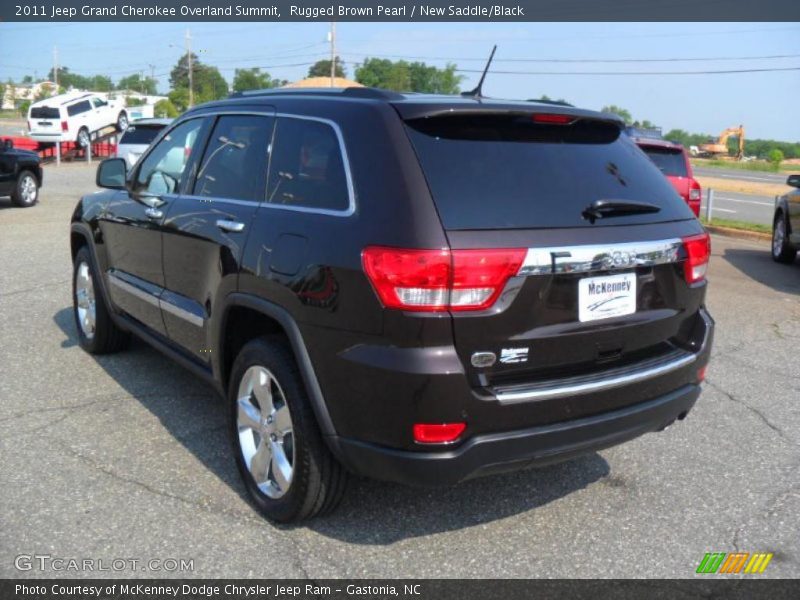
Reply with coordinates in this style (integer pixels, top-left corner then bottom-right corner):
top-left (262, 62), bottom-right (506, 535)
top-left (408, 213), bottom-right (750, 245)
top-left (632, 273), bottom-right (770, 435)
top-left (139, 70), bottom-right (144, 94)
top-left (53, 46), bottom-right (59, 89)
top-left (329, 22), bottom-right (336, 87)
top-left (148, 64), bottom-right (156, 94)
top-left (186, 29), bottom-right (194, 107)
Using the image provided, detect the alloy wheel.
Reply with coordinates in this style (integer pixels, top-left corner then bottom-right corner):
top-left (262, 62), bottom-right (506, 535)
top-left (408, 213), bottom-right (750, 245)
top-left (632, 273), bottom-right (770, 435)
top-left (773, 216), bottom-right (785, 258)
top-left (236, 365), bottom-right (295, 499)
top-left (20, 175), bottom-right (37, 204)
top-left (75, 262), bottom-right (96, 339)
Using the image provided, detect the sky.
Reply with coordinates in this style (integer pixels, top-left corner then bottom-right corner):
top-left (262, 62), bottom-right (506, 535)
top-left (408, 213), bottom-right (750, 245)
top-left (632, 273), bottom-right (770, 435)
top-left (1, 21), bottom-right (798, 141)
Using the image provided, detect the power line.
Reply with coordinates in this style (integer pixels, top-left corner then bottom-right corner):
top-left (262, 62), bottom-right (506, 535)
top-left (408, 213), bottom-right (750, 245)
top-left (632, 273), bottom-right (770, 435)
top-left (341, 51), bottom-right (800, 64)
top-left (453, 65), bottom-right (800, 76)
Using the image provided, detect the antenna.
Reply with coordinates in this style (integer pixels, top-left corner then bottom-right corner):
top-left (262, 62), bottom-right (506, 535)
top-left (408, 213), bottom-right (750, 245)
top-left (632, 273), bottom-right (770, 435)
top-left (461, 45), bottom-right (496, 98)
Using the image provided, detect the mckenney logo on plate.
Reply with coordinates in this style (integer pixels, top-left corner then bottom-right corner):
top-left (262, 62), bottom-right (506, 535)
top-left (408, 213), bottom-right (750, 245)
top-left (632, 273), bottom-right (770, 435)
top-left (578, 273), bottom-right (637, 323)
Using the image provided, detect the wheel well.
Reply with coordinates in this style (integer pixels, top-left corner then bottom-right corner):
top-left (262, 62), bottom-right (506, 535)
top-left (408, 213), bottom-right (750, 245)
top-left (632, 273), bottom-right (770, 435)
top-left (18, 168), bottom-right (40, 186)
top-left (70, 231), bottom-right (88, 260)
top-left (221, 306), bottom-right (287, 392)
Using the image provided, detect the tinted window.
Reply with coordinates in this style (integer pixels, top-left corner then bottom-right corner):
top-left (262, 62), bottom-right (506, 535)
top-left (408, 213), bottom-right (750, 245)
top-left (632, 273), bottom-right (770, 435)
top-left (406, 114), bottom-right (692, 230)
top-left (31, 107), bottom-right (59, 119)
top-left (134, 119), bottom-right (205, 195)
top-left (67, 100), bottom-right (91, 117)
top-left (194, 115), bottom-right (273, 202)
top-left (641, 146), bottom-right (688, 177)
top-left (91, 97), bottom-right (108, 108)
top-left (119, 124), bottom-right (168, 145)
top-left (268, 117), bottom-right (349, 212)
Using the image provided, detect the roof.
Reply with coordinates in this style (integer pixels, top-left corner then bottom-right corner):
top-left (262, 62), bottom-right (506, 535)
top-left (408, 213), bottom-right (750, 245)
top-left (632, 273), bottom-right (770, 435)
top-left (214, 87), bottom-right (622, 124)
top-left (283, 77), bottom-right (363, 89)
top-left (30, 91), bottom-right (95, 107)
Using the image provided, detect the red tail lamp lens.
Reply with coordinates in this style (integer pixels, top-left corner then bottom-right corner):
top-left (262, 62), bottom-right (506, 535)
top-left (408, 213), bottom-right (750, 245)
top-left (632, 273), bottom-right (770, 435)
top-left (682, 233), bottom-right (711, 284)
top-left (413, 423), bottom-right (466, 444)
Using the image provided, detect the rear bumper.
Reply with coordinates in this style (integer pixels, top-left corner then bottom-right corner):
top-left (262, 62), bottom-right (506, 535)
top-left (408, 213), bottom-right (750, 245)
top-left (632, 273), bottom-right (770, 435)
top-left (334, 382), bottom-right (700, 486)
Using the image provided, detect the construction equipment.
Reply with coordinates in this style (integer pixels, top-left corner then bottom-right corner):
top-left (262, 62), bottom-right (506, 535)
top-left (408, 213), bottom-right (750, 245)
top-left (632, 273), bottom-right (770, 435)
top-left (696, 125), bottom-right (745, 160)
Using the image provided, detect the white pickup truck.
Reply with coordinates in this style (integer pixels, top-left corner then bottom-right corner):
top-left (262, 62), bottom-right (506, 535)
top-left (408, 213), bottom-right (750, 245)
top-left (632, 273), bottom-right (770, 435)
top-left (28, 92), bottom-right (128, 148)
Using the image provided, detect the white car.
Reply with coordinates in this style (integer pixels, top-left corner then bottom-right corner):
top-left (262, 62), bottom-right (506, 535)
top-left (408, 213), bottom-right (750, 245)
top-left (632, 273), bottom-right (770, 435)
top-left (28, 92), bottom-right (128, 148)
top-left (115, 118), bottom-right (172, 168)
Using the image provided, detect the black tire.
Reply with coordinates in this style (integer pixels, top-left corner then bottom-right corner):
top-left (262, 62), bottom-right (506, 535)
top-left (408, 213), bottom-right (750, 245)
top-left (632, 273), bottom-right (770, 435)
top-left (10, 170), bottom-right (38, 207)
top-left (116, 111), bottom-right (128, 132)
top-left (72, 246), bottom-right (130, 354)
top-left (76, 127), bottom-right (90, 149)
top-left (772, 211), bottom-right (797, 264)
top-left (229, 336), bottom-right (347, 522)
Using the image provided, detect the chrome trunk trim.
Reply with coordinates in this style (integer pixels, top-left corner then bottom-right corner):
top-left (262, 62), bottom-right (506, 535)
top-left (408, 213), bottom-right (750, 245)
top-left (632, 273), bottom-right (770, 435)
top-left (517, 238), bottom-right (683, 276)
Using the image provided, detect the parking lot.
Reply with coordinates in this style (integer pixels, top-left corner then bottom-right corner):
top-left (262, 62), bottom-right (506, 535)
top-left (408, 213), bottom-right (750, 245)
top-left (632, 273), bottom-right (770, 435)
top-left (1, 163), bottom-right (798, 578)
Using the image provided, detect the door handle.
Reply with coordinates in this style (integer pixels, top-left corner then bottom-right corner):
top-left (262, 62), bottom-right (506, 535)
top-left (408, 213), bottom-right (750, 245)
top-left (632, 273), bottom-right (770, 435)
top-left (144, 207), bottom-right (163, 219)
top-left (216, 219), bottom-right (245, 233)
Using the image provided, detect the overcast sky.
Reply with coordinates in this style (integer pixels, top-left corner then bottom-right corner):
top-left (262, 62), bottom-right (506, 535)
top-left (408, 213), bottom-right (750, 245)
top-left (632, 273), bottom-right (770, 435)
top-left (1, 21), bottom-right (798, 140)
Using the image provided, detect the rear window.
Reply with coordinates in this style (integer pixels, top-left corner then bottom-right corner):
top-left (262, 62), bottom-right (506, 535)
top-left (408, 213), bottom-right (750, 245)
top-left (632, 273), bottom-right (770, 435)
top-left (405, 114), bottom-right (692, 230)
top-left (119, 125), bottom-right (167, 145)
top-left (641, 146), bottom-right (688, 177)
top-left (30, 107), bottom-right (59, 119)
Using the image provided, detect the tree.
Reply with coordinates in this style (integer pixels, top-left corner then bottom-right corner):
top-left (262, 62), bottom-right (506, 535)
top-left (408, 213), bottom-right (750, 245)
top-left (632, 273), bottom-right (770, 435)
top-left (232, 68), bottom-right (285, 92)
top-left (308, 57), bottom-right (346, 78)
top-left (18, 100), bottom-right (30, 118)
top-left (117, 73), bottom-right (157, 95)
top-left (601, 105), bottom-right (633, 125)
top-left (22, 75), bottom-right (33, 84)
top-left (154, 99), bottom-right (179, 118)
top-left (531, 94), bottom-right (570, 105)
top-left (355, 58), bottom-right (462, 93)
top-left (768, 149), bottom-right (784, 168)
top-left (168, 54), bottom-right (228, 110)
top-left (33, 82), bottom-right (55, 101)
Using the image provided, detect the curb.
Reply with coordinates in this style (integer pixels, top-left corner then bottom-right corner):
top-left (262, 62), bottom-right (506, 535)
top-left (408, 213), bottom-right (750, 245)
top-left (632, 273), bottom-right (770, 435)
top-left (704, 224), bottom-right (771, 243)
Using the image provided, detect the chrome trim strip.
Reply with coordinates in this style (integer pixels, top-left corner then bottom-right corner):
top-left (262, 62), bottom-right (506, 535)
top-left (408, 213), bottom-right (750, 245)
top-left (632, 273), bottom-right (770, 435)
top-left (108, 273), bottom-right (160, 307)
top-left (159, 298), bottom-right (204, 328)
top-left (518, 238), bottom-right (683, 276)
top-left (494, 353), bottom-right (696, 404)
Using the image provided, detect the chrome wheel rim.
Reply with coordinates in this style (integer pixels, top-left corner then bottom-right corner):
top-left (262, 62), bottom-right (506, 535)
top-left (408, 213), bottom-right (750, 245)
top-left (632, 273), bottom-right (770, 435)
top-left (773, 217), bottom-right (785, 257)
top-left (20, 175), bottom-right (37, 204)
top-left (78, 130), bottom-right (89, 148)
top-left (75, 262), bottom-right (96, 339)
top-left (236, 366), bottom-right (294, 499)
top-left (118, 114), bottom-right (128, 130)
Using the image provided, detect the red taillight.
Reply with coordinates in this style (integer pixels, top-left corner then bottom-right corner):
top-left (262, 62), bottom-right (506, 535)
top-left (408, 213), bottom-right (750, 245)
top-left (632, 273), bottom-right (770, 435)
top-left (61, 120), bottom-right (69, 132)
top-left (362, 246), bottom-right (526, 312)
top-left (697, 365), bottom-right (708, 382)
top-left (413, 423), bottom-right (466, 444)
top-left (532, 113), bottom-right (575, 125)
top-left (689, 180), bottom-right (702, 201)
top-left (682, 233), bottom-right (710, 284)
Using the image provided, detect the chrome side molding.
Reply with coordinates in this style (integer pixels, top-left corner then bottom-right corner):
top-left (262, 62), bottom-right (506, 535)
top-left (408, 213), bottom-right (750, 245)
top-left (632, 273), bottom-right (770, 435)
top-left (517, 238), bottom-right (683, 276)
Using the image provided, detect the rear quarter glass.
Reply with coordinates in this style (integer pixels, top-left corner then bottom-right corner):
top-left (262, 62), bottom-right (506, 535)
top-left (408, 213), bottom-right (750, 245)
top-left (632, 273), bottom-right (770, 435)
top-left (405, 114), bottom-right (694, 230)
top-left (119, 125), bottom-right (166, 145)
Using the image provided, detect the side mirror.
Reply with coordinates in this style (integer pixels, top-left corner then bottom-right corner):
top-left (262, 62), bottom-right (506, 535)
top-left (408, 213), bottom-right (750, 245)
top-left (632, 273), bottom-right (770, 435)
top-left (3, 138), bottom-right (13, 151)
top-left (786, 174), bottom-right (800, 189)
top-left (96, 158), bottom-right (127, 189)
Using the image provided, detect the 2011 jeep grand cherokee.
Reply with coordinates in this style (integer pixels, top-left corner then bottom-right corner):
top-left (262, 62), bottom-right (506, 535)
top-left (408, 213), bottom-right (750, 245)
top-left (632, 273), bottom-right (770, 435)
top-left (70, 87), bottom-right (714, 522)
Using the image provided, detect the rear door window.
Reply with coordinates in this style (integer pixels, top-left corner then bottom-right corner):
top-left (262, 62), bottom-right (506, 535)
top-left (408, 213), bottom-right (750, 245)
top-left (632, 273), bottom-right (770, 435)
top-left (267, 117), bottom-right (351, 213)
top-left (193, 115), bottom-right (273, 203)
top-left (641, 146), bottom-right (688, 177)
top-left (405, 114), bottom-right (692, 230)
top-left (67, 100), bottom-right (92, 117)
top-left (30, 107), bottom-right (60, 119)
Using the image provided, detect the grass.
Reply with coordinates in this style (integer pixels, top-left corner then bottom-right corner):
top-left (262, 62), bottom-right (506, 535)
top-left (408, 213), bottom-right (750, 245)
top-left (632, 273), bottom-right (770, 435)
top-left (700, 216), bottom-right (772, 235)
top-left (0, 109), bottom-right (22, 119)
top-left (691, 158), bottom-right (794, 174)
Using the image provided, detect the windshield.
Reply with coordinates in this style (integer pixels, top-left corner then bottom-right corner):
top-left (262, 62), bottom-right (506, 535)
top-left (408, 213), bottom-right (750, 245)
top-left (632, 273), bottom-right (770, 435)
top-left (405, 114), bottom-right (692, 230)
top-left (641, 146), bottom-right (689, 178)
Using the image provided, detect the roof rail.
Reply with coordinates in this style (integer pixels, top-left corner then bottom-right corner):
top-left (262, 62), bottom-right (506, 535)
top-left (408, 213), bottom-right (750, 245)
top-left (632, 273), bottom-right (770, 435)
top-left (228, 87), bottom-right (404, 101)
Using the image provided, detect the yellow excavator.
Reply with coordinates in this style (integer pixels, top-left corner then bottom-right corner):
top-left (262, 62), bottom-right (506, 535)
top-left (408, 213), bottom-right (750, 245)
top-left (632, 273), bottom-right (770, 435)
top-left (697, 125), bottom-right (745, 159)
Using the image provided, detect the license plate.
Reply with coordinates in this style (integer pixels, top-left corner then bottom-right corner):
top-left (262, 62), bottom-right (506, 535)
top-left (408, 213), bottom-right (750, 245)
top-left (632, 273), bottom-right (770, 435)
top-left (37, 122), bottom-right (52, 127)
top-left (578, 273), bottom-right (637, 322)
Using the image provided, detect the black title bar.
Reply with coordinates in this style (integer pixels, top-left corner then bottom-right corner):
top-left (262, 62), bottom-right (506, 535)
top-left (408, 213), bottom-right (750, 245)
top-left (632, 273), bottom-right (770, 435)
top-left (3, 0), bottom-right (800, 22)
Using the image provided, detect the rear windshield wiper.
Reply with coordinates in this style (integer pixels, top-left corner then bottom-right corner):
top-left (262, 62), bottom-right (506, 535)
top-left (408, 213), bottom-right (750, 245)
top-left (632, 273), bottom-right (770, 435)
top-left (582, 199), bottom-right (661, 223)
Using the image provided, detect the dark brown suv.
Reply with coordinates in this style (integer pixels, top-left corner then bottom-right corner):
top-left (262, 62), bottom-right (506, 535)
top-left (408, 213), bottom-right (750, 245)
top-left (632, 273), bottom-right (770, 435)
top-left (70, 88), bottom-right (714, 522)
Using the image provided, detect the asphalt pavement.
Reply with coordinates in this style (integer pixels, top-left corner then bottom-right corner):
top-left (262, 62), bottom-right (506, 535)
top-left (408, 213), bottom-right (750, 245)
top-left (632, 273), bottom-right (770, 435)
top-left (1, 164), bottom-right (799, 578)
top-left (693, 165), bottom-right (793, 185)
top-left (700, 190), bottom-right (777, 226)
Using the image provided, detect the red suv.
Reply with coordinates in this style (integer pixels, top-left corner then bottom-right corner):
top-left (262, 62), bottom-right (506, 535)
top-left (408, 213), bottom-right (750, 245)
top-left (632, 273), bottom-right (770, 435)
top-left (632, 136), bottom-right (702, 217)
